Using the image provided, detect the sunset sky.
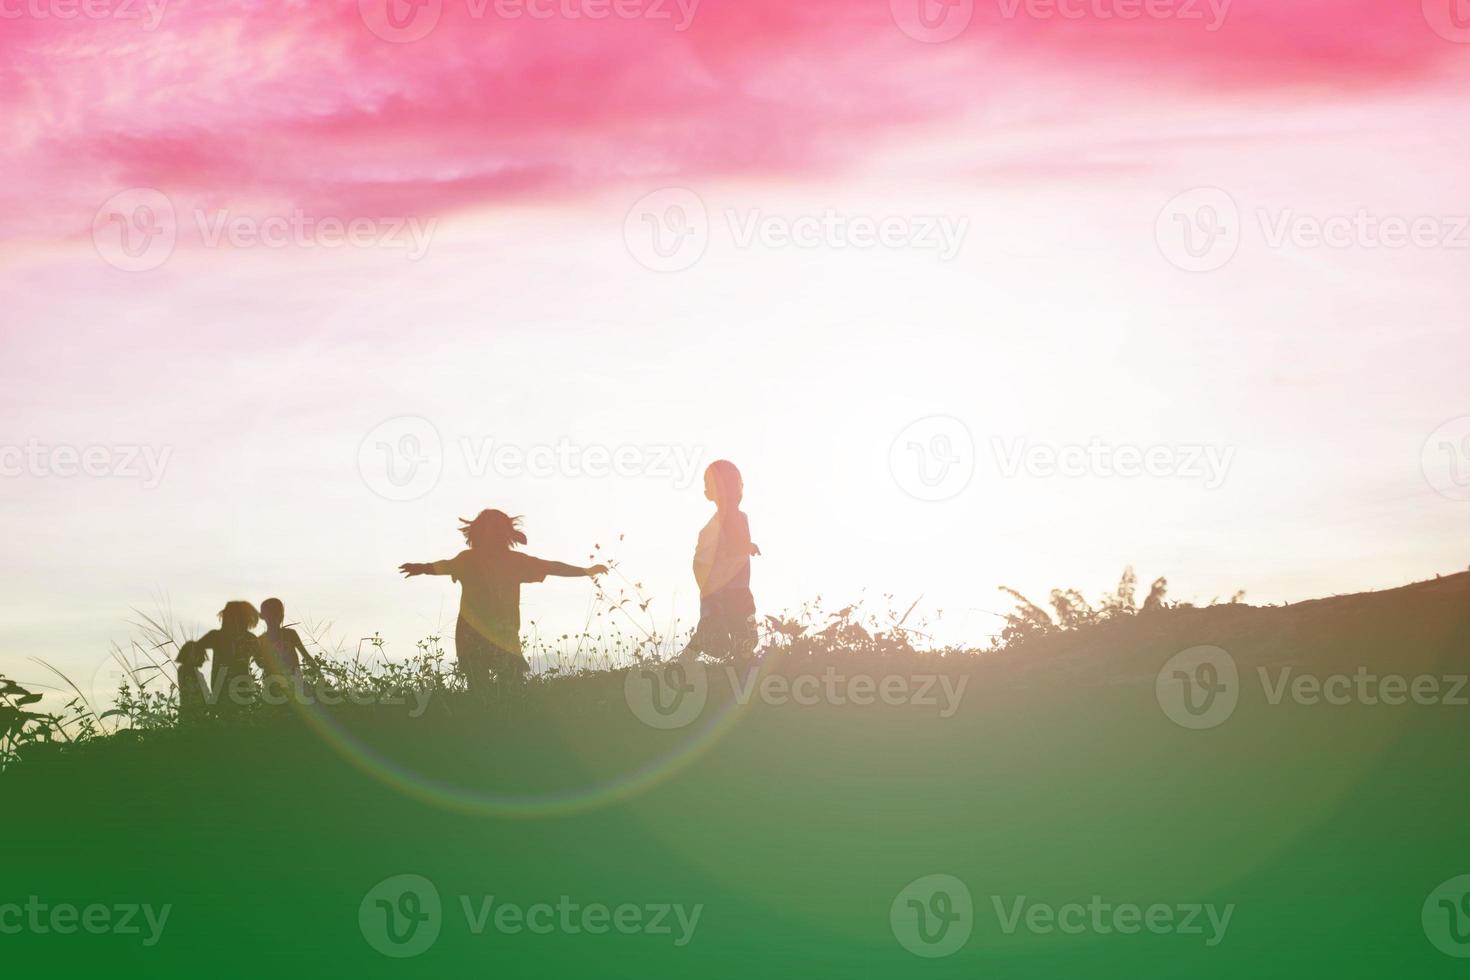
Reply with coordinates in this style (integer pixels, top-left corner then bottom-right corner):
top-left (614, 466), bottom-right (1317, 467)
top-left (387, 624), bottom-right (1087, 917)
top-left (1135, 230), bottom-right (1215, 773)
top-left (2, 0), bottom-right (1468, 704)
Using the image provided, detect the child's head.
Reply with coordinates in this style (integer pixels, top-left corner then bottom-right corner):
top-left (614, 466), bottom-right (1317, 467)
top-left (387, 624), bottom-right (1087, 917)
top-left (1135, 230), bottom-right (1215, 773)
top-left (176, 640), bottom-right (206, 668)
top-left (260, 597), bottom-right (285, 628)
top-left (459, 509), bottom-right (528, 551)
top-left (217, 601), bottom-right (260, 634)
top-left (704, 460), bottom-right (744, 510)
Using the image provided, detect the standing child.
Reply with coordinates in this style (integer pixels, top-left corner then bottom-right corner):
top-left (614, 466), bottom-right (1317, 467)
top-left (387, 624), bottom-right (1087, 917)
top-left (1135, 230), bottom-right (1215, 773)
top-left (175, 640), bottom-right (210, 726)
top-left (257, 598), bottom-right (320, 695)
top-left (399, 510), bottom-right (607, 697)
top-left (685, 460), bottom-right (760, 660)
top-left (195, 601), bottom-right (262, 718)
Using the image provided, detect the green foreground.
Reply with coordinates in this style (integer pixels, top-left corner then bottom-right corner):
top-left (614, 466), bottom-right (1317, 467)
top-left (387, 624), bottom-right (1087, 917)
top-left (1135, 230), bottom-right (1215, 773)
top-left (4, 574), bottom-right (1469, 977)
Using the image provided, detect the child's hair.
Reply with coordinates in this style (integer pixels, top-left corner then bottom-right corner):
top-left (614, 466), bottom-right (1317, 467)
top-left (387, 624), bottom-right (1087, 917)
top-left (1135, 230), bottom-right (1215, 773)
top-left (705, 460), bottom-right (744, 509)
top-left (176, 640), bottom-right (206, 668)
top-left (218, 601), bottom-right (260, 633)
top-left (459, 509), bottom-right (528, 551)
top-left (260, 597), bottom-right (284, 622)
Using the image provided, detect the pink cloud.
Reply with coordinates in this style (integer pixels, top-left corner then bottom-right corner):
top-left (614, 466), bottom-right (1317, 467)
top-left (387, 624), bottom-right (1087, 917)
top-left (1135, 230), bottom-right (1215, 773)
top-left (1, 0), bottom-right (1464, 241)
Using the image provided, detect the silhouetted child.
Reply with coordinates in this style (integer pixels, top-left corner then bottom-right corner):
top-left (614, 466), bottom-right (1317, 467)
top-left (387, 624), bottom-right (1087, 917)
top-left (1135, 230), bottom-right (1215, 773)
top-left (257, 597), bottom-right (320, 695)
top-left (176, 640), bottom-right (210, 726)
top-left (400, 510), bottom-right (607, 697)
top-left (195, 601), bottom-right (262, 718)
top-left (684, 460), bottom-right (760, 660)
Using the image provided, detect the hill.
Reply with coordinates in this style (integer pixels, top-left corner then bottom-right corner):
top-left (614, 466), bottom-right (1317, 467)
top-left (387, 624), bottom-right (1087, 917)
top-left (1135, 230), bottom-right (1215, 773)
top-left (2, 572), bottom-right (1469, 977)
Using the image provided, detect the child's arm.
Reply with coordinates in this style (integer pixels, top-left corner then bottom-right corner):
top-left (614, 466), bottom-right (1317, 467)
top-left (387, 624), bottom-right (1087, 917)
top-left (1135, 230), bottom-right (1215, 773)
top-left (290, 631), bottom-right (323, 674)
top-left (399, 560), bottom-right (454, 577)
top-left (693, 522), bottom-right (718, 592)
top-left (541, 562), bottom-right (608, 578)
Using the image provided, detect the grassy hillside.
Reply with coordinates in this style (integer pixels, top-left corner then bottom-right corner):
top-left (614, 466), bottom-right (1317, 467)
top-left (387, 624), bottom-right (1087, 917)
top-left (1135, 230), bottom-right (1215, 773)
top-left (3, 573), bottom-right (1469, 977)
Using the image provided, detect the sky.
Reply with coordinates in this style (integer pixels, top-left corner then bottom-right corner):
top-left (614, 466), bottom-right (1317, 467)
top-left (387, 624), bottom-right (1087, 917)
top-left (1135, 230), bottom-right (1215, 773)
top-left (2, 0), bottom-right (1469, 706)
